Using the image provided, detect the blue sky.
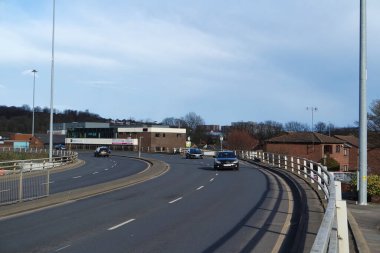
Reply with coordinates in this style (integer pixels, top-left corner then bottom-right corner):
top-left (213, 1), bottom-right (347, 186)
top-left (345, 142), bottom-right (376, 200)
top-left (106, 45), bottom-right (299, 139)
top-left (0, 1), bottom-right (379, 127)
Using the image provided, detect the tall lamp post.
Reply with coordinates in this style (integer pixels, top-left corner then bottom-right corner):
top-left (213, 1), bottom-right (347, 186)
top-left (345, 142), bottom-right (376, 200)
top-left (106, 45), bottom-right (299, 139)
top-left (49, 0), bottom-right (56, 162)
top-left (31, 69), bottom-right (38, 137)
top-left (306, 106), bottom-right (318, 132)
top-left (358, 0), bottom-right (367, 205)
top-left (220, 135), bottom-right (223, 151)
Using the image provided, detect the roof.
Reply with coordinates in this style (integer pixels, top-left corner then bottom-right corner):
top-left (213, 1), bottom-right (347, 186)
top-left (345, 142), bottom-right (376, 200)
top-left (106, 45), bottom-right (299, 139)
top-left (267, 132), bottom-right (345, 144)
top-left (34, 134), bottom-right (66, 144)
top-left (334, 135), bottom-right (359, 147)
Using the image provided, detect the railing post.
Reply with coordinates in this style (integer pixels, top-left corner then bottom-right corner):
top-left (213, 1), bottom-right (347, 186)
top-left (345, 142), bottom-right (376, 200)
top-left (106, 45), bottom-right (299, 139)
top-left (318, 165), bottom-right (322, 190)
top-left (297, 158), bottom-right (301, 175)
top-left (19, 170), bottom-right (23, 202)
top-left (310, 163), bottom-right (315, 184)
top-left (304, 159), bottom-right (308, 179)
top-left (278, 154), bottom-right (281, 168)
top-left (284, 156), bottom-right (288, 170)
top-left (291, 156), bottom-right (294, 172)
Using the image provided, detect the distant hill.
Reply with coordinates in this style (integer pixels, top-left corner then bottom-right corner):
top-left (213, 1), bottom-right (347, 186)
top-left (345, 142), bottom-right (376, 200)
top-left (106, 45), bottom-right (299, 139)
top-left (0, 105), bottom-right (107, 136)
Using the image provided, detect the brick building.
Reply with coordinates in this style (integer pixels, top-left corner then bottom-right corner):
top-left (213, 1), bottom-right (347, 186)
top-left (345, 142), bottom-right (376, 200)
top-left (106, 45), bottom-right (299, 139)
top-left (265, 132), bottom-right (352, 171)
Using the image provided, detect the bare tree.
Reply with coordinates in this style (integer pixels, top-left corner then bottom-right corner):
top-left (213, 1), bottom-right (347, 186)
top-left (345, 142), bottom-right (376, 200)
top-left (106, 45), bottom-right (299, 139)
top-left (368, 99), bottom-right (380, 132)
top-left (284, 121), bottom-right (309, 132)
top-left (227, 129), bottom-right (259, 150)
top-left (182, 112), bottom-right (205, 130)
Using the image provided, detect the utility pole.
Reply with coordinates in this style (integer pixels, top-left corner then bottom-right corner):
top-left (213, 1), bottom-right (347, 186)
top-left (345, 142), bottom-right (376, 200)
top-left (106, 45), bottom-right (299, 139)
top-left (358, 0), bottom-right (368, 205)
top-left (49, 0), bottom-right (56, 162)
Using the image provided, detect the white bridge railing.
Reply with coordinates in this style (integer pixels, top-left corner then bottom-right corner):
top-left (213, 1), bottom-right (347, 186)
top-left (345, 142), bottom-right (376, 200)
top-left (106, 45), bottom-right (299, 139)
top-left (239, 151), bottom-right (349, 253)
top-left (0, 148), bottom-right (78, 205)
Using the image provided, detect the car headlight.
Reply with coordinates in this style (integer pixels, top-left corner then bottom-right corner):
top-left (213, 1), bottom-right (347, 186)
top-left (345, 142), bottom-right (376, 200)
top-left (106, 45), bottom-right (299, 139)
top-left (232, 160), bottom-right (239, 164)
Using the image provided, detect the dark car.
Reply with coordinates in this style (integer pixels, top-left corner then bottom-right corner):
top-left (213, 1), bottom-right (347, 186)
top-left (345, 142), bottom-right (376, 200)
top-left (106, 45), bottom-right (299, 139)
top-left (214, 151), bottom-right (239, 170)
top-left (94, 146), bottom-right (111, 157)
top-left (54, 144), bottom-right (66, 150)
top-left (186, 148), bottom-right (203, 159)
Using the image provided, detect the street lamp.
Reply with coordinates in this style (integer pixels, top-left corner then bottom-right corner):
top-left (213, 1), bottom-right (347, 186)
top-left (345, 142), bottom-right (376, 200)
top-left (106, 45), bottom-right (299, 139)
top-left (49, 0), bottom-right (56, 162)
top-left (220, 135), bottom-right (223, 151)
top-left (31, 69), bottom-right (38, 137)
top-left (358, 0), bottom-right (368, 205)
top-left (306, 106), bottom-right (318, 132)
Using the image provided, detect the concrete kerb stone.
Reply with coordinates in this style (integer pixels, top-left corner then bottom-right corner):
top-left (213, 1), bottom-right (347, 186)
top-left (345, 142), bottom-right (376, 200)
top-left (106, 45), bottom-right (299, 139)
top-left (0, 156), bottom-right (169, 218)
top-left (347, 209), bottom-right (371, 253)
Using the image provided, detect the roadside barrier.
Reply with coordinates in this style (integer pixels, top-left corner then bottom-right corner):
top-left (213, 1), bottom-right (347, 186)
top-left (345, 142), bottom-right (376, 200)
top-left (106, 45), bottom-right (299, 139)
top-left (239, 151), bottom-right (349, 253)
top-left (0, 148), bottom-right (78, 205)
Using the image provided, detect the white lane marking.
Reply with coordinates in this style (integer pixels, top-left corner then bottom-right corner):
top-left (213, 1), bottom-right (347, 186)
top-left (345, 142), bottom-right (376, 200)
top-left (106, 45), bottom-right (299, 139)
top-left (216, 173), bottom-right (219, 176)
top-left (0, 189), bottom-right (10, 193)
top-left (168, 197), bottom-right (183, 204)
top-left (55, 244), bottom-right (71, 252)
top-left (41, 181), bottom-right (54, 185)
top-left (108, 219), bottom-right (135, 231)
top-left (73, 176), bottom-right (82, 179)
top-left (104, 168), bottom-right (109, 171)
top-left (210, 178), bottom-right (214, 182)
top-left (196, 186), bottom-right (204, 190)
top-left (93, 171), bottom-right (99, 175)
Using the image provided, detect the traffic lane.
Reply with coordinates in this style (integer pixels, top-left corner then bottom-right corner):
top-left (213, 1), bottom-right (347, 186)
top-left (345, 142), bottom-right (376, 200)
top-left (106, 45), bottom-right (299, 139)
top-left (65, 161), bottom-right (293, 253)
top-left (49, 153), bottom-right (148, 193)
top-left (0, 156), bottom-right (292, 253)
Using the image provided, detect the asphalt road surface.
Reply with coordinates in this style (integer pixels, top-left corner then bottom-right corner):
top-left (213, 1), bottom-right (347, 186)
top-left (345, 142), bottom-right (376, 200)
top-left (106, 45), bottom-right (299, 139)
top-left (49, 152), bottom-right (148, 193)
top-left (0, 153), bottom-right (295, 253)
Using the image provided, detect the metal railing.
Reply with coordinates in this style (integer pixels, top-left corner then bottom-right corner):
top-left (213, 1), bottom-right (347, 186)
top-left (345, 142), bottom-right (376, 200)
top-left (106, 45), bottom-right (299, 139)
top-left (0, 148), bottom-right (78, 205)
top-left (239, 151), bottom-right (349, 253)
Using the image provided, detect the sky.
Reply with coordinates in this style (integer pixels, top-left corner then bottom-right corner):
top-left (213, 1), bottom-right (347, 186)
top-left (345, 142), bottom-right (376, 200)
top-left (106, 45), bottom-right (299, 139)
top-left (0, 1), bottom-right (379, 128)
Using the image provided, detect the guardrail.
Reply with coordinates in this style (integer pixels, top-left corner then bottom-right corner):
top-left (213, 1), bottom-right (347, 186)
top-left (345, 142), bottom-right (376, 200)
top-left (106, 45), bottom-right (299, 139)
top-left (239, 151), bottom-right (349, 253)
top-left (0, 148), bottom-right (78, 205)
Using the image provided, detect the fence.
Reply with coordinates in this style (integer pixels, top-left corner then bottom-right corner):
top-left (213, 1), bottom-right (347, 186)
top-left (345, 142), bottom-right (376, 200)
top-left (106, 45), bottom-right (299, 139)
top-left (239, 151), bottom-right (349, 253)
top-left (0, 148), bottom-right (78, 205)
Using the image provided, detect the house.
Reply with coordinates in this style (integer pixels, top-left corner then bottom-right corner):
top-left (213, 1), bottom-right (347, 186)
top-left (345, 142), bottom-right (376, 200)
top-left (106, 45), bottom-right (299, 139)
top-left (265, 132), bottom-right (352, 171)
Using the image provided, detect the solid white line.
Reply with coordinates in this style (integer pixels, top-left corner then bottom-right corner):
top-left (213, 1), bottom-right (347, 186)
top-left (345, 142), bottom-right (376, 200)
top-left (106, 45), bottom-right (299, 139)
top-left (210, 178), bottom-right (214, 182)
top-left (169, 197), bottom-right (183, 204)
top-left (104, 168), bottom-right (109, 171)
top-left (196, 186), bottom-right (204, 190)
top-left (93, 171), bottom-right (99, 175)
top-left (73, 176), bottom-right (82, 179)
top-left (108, 219), bottom-right (135, 231)
top-left (55, 245), bottom-right (71, 252)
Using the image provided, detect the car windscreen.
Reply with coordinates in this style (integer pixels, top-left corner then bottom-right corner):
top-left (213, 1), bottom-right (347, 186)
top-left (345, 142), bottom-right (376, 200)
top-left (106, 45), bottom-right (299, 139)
top-left (190, 149), bottom-right (202, 154)
top-left (217, 152), bottom-right (236, 158)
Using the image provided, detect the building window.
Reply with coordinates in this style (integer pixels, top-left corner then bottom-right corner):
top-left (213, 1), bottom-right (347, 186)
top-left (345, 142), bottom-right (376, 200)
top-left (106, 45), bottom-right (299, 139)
top-left (336, 145), bottom-right (341, 153)
top-left (155, 133), bottom-right (160, 137)
top-left (344, 149), bottom-right (348, 156)
top-left (163, 133), bottom-right (166, 137)
top-left (324, 145), bottom-right (332, 155)
top-left (177, 134), bottom-right (182, 138)
top-left (344, 165), bottom-right (348, 171)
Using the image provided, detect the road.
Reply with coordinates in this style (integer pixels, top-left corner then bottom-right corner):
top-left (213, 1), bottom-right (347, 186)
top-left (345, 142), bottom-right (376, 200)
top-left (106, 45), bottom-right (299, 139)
top-left (0, 153), bottom-right (295, 253)
top-left (50, 152), bottom-right (147, 193)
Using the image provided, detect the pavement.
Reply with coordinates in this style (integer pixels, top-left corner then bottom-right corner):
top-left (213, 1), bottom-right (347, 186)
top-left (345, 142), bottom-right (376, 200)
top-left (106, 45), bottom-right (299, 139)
top-left (347, 201), bottom-right (380, 253)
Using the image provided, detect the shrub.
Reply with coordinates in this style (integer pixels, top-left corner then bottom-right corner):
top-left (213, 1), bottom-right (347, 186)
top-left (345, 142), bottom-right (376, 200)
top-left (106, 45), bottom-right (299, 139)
top-left (319, 157), bottom-right (340, 171)
top-left (351, 174), bottom-right (380, 197)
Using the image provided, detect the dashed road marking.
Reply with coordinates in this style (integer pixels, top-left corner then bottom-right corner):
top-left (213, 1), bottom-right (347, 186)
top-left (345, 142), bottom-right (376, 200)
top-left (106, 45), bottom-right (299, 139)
top-left (42, 181), bottom-right (54, 185)
top-left (55, 244), bottom-right (71, 252)
top-left (93, 172), bottom-right (99, 175)
top-left (108, 219), bottom-right (136, 231)
top-left (169, 197), bottom-right (183, 204)
top-left (210, 178), bottom-right (214, 182)
top-left (196, 186), bottom-right (204, 190)
top-left (73, 176), bottom-right (82, 179)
